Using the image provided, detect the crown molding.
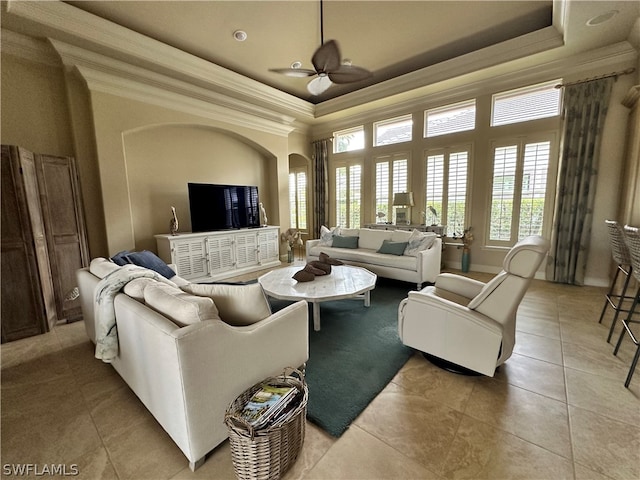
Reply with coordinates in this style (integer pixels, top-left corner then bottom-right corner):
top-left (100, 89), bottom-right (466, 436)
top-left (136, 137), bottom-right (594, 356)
top-left (49, 40), bottom-right (296, 137)
top-left (5, 0), bottom-right (315, 121)
top-left (310, 41), bottom-right (637, 135)
top-left (314, 26), bottom-right (564, 119)
top-left (0, 28), bottom-right (60, 67)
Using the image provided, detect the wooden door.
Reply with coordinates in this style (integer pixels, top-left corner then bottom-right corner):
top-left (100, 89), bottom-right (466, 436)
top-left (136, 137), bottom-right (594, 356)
top-left (1, 146), bottom-right (54, 342)
top-left (35, 154), bottom-right (89, 323)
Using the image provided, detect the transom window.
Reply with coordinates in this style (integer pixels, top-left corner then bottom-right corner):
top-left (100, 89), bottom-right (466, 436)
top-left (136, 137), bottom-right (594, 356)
top-left (374, 153), bottom-right (409, 223)
top-left (334, 126), bottom-right (365, 153)
top-left (491, 80), bottom-right (561, 127)
top-left (424, 99), bottom-right (476, 138)
top-left (373, 114), bottom-right (413, 147)
top-left (489, 137), bottom-right (554, 244)
top-left (425, 146), bottom-right (470, 236)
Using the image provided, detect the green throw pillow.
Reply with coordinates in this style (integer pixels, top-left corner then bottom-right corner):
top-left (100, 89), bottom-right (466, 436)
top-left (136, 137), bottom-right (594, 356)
top-left (377, 240), bottom-right (408, 256)
top-left (332, 235), bottom-right (359, 249)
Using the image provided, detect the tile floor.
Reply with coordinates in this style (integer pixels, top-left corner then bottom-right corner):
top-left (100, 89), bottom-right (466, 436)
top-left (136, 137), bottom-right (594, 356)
top-left (1, 271), bottom-right (639, 480)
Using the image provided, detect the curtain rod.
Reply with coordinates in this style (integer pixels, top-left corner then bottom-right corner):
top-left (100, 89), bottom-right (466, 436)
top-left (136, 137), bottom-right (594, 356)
top-left (555, 67), bottom-right (636, 89)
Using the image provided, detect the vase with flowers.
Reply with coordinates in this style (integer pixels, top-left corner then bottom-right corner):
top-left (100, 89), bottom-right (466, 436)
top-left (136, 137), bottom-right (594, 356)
top-left (281, 228), bottom-right (303, 263)
top-left (453, 227), bottom-right (474, 273)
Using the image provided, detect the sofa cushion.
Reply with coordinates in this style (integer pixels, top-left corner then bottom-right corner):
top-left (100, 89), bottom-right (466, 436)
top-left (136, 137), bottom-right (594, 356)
top-left (309, 246), bottom-right (417, 271)
top-left (125, 250), bottom-right (176, 279)
top-left (377, 240), bottom-right (409, 256)
top-left (89, 258), bottom-right (120, 279)
top-left (391, 230), bottom-right (413, 243)
top-left (181, 283), bottom-right (271, 326)
top-left (144, 283), bottom-right (220, 327)
top-left (404, 230), bottom-right (437, 256)
top-left (359, 228), bottom-right (393, 250)
top-left (332, 235), bottom-right (359, 249)
top-left (123, 277), bottom-right (160, 302)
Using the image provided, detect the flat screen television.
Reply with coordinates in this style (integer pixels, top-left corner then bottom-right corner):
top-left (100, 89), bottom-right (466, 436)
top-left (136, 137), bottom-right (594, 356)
top-left (188, 183), bottom-right (260, 232)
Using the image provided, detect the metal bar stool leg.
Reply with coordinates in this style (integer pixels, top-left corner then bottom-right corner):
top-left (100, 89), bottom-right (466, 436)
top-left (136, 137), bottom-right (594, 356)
top-left (606, 265), bottom-right (634, 342)
top-left (599, 265), bottom-right (622, 323)
top-left (613, 288), bottom-right (640, 388)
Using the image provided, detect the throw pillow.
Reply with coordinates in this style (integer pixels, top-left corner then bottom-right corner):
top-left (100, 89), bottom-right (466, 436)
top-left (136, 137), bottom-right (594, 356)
top-left (332, 235), bottom-right (359, 249)
top-left (111, 250), bottom-right (131, 266)
top-left (404, 230), bottom-right (437, 257)
top-left (377, 239), bottom-right (409, 256)
top-left (318, 226), bottom-right (338, 246)
top-left (144, 283), bottom-right (220, 327)
top-left (181, 283), bottom-right (271, 326)
top-left (124, 250), bottom-right (176, 279)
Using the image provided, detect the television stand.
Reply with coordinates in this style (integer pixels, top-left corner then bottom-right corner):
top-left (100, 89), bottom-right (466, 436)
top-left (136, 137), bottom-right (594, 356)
top-left (155, 226), bottom-right (281, 282)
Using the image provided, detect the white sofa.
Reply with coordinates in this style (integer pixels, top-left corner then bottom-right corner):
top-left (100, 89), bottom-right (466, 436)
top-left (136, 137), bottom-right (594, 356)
top-left (306, 227), bottom-right (441, 289)
top-left (76, 258), bottom-right (309, 471)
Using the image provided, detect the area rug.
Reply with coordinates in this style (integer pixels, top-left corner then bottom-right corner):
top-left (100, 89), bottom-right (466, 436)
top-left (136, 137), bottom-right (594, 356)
top-left (270, 278), bottom-right (413, 437)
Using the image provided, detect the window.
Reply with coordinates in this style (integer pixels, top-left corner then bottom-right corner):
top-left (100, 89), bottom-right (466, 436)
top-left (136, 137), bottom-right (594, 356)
top-left (335, 162), bottom-right (362, 227)
top-left (374, 154), bottom-right (409, 223)
top-left (491, 80), bottom-right (561, 126)
top-left (489, 138), bottom-right (552, 244)
top-left (334, 126), bottom-right (365, 153)
top-left (424, 99), bottom-right (476, 138)
top-left (374, 114), bottom-right (412, 146)
top-left (425, 147), bottom-right (470, 236)
top-left (289, 169), bottom-right (307, 231)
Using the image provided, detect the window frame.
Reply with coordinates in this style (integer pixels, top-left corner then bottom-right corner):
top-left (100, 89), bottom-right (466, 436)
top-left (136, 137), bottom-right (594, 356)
top-left (333, 125), bottom-right (365, 154)
top-left (373, 114), bottom-right (413, 147)
top-left (491, 80), bottom-right (562, 127)
top-left (485, 132), bottom-right (558, 247)
top-left (424, 99), bottom-right (476, 138)
top-left (424, 144), bottom-right (472, 237)
top-left (333, 158), bottom-right (363, 228)
top-left (288, 167), bottom-right (308, 233)
top-left (373, 152), bottom-right (410, 224)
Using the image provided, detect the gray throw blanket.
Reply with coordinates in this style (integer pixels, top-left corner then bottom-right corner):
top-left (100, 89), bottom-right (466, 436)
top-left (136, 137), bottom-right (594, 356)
top-left (94, 264), bottom-right (173, 362)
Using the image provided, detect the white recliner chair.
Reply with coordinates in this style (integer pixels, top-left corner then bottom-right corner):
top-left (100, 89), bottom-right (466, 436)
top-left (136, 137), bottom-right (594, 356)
top-left (398, 235), bottom-right (550, 376)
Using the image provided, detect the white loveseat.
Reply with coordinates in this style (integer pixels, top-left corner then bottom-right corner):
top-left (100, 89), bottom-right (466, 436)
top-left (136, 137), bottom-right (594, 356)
top-left (306, 227), bottom-right (441, 289)
top-left (76, 258), bottom-right (309, 470)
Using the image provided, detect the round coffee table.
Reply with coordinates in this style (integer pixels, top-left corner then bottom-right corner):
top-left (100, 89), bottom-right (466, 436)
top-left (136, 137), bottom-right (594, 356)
top-left (258, 265), bottom-right (377, 331)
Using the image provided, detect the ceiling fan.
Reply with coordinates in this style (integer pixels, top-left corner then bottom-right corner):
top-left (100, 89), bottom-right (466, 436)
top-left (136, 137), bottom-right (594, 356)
top-left (268, 0), bottom-right (372, 95)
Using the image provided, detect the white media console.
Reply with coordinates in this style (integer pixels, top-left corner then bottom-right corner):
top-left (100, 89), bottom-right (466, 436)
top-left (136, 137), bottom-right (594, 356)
top-left (155, 226), bottom-right (280, 283)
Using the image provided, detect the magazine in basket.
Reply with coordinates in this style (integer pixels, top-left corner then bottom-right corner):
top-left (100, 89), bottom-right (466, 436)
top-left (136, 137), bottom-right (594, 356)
top-left (240, 383), bottom-right (298, 429)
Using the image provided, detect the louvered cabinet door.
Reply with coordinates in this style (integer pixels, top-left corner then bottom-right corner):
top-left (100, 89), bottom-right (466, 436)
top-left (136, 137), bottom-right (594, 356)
top-left (258, 228), bottom-right (279, 264)
top-left (206, 234), bottom-right (235, 275)
top-left (172, 238), bottom-right (208, 280)
top-left (1, 145), bottom-right (55, 342)
top-left (234, 231), bottom-right (259, 269)
top-left (35, 154), bottom-right (89, 323)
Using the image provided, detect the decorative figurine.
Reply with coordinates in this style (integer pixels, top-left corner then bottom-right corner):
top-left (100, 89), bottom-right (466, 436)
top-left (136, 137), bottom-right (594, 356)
top-left (259, 202), bottom-right (268, 226)
top-left (170, 206), bottom-right (179, 235)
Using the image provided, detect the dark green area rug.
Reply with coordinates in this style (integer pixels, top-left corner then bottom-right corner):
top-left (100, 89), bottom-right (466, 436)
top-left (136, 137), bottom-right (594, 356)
top-left (270, 278), bottom-right (414, 437)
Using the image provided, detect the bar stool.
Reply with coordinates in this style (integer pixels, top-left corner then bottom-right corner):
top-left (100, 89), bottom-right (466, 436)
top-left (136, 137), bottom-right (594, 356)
top-left (599, 220), bottom-right (634, 343)
top-left (613, 225), bottom-right (640, 388)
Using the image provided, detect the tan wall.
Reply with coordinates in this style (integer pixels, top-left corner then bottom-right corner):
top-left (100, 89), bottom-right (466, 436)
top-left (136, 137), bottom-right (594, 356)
top-left (123, 124), bottom-right (271, 252)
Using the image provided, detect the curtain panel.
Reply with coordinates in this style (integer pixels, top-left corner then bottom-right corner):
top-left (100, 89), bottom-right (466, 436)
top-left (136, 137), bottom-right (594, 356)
top-left (546, 77), bottom-right (614, 285)
top-left (312, 138), bottom-right (330, 239)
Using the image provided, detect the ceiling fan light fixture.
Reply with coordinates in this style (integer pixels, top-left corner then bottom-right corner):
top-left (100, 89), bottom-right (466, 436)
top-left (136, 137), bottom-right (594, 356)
top-left (307, 75), bottom-right (332, 95)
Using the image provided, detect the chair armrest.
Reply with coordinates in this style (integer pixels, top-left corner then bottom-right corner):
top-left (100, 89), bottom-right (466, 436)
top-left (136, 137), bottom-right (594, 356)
top-left (416, 238), bottom-right (442, 284)
top-left (434, 273), bottom-right (485, 299)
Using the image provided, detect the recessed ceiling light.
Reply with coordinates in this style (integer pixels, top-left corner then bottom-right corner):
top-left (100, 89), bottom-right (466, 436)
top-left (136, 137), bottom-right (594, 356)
top-left (233, 30), bottom-right (247, 41)
top-left (586, 10), bottom-right (618, 26)
top-left (290, 61), bottom-right (302, 69)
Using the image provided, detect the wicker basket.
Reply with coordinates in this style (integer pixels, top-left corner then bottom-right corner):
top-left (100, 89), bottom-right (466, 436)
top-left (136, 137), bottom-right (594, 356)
top-left (224, 368), bottom-right (308, 480)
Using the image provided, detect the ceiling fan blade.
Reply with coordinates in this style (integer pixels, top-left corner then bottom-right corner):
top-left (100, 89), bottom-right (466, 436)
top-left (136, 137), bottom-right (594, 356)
top-left (307, 75), bottom-right (333, 95)
top-left (268, 68), bottom-right (317, 78)
top-left (311, 39), bottom-right (341, 73)
top-left (328, 64), bottom-right (373, 84)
